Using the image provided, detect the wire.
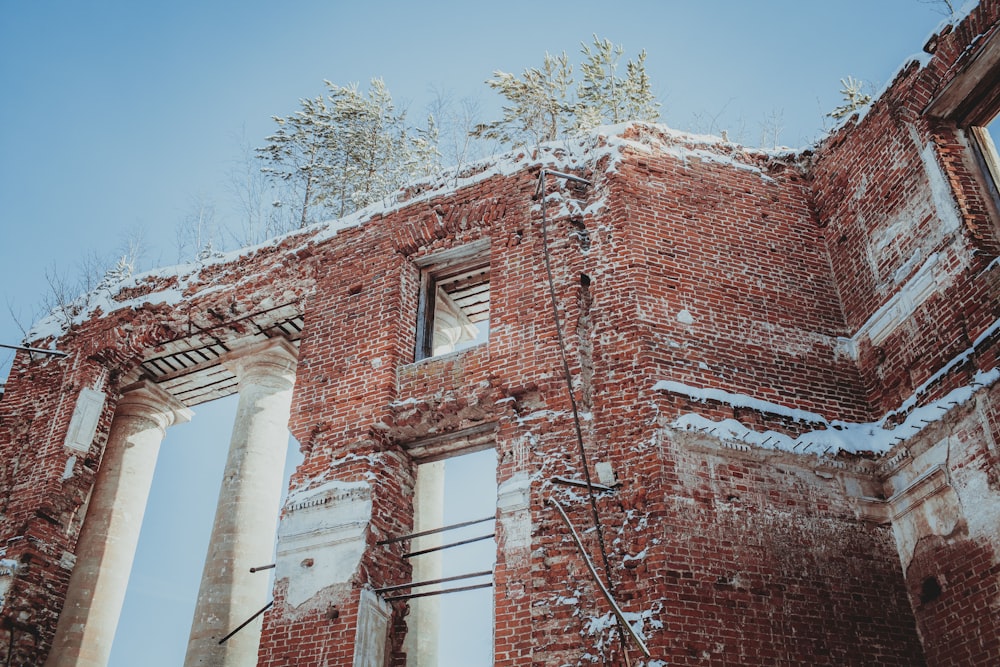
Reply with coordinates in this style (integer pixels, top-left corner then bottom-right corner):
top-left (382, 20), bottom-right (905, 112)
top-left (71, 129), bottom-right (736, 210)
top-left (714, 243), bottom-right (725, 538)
top-left (536, 169), bottom-right (633, 665)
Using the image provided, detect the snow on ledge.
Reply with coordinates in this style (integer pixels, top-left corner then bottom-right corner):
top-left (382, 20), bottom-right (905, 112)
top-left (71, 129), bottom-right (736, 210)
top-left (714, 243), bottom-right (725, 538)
top-left (652, 380), bottom-right (827, 425)
top-left (663, 368), bottom-right (998, 456)
top-left (24, 121), bottom-right (814, 348)
top-left (656, 315), bottom-right (1000, 456)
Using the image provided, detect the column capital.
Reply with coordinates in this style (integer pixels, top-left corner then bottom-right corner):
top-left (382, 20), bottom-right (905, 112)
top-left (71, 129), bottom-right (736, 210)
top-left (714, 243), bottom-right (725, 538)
top-left (223, 338), bottom-right (298, 391)
top-left (116, 380), bottom-right (193, 432)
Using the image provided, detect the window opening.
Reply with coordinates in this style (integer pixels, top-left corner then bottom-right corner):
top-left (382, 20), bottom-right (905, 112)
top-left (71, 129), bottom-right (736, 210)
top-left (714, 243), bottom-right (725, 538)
top-left (415, 247), bottom-right (490, 361)
top-left (973, 116), bottom-right (1000, 198)
top-left (400, 448), bottom-right (497, 666)
top-left (923, 30), bottom-right (1000, 238)
top-left (109, 395), bottom-right (303, 665)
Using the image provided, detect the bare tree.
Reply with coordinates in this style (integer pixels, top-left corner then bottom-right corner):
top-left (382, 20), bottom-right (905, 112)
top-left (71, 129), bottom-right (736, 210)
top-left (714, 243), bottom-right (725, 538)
top-left (759, 108), bottom-right (785, 149)
top-left (688, 98), bottom-right (749, 143)
top-left (919, 0), bottom-right (956, 18)
top-left (227, 128), bottom-right (296, 247)
top-left (42, 263), bottom-right (81, 330)
top-left (175, 195), bottom-right (222, 263)
top-left (426, 86), bottom-right (496, 171)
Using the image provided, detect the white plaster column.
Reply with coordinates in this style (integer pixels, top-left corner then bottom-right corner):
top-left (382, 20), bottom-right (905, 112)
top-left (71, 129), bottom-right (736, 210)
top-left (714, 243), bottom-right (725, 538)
top-left (47, 381), bottom-right (192, 667)
top-left (404, 460), bottom-right (444, 667)
top-left (184, 339), bottom-right (297, 667)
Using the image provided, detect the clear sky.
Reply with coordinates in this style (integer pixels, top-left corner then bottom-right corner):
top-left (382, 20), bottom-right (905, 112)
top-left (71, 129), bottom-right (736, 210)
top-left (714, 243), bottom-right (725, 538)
top-left (0, 1), bottom-right (960, 665)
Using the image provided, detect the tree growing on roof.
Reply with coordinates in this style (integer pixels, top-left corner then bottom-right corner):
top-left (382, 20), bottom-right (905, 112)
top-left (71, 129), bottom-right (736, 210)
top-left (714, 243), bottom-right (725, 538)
top-left (472, 51), bottom-right (575, 147)
top-left (827, 76), bottom-right (873, 121)
top-left (576, 36), bottom-right (659, 130)
top-left (257, 78), bottom-right (440, 226)
top-left (472, 35), bottom-right (661, 148)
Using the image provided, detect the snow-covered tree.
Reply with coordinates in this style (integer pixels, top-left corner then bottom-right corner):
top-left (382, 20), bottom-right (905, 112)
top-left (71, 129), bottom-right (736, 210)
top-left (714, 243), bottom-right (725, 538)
top-left (327, 79), bottom-right (439, 213)
top-left (828, 76), bottom-right (873, 121)
top-left (257, 94), bottom-right (338, 227)
top-left (472, 51), bottom-right (574, 147)
top-left (576, 36), bottom-right (660, 130)
top-left (473, 36), bottom-right (661, 147)
top-left (258, 79), bottom-right (440, 225)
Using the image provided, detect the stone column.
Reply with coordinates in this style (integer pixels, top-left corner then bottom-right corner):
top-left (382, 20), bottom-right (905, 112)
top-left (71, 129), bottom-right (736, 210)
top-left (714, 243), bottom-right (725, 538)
top-left (404, 460), bottom-right (444, 667)
top-left (47, 381), bottom-right (192, 667)
top-left (184, 339), bottom-right (297, 667)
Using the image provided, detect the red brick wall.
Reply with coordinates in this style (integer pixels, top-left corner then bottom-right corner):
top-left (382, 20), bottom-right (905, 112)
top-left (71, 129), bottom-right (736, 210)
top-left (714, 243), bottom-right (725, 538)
top-left (5, 7), bottom-right (1000, 665)
top-left (808, 4), bottom-right (1000, 663)
top-left (811, 2), bottom-right (1000, 417)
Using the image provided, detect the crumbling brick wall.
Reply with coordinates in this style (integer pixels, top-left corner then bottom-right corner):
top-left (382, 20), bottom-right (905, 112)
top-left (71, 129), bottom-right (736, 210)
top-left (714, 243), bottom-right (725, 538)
top-left (3, 4), bottom-right (1000, 666)
top-left (807, 3), bottom-right (1000, 663)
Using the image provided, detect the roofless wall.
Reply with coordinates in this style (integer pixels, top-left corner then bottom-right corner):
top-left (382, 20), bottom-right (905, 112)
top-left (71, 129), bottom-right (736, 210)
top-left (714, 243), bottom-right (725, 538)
top-left (2, 4), bottom-right (1000, 665)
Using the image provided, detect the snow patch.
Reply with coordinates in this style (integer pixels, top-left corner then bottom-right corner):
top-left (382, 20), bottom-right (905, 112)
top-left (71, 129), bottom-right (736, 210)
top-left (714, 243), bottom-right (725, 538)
top-left (653, 380), bottom-right (827, 425)
top-left (660, 362), bottom-right (1000, 456)
top-left (584, 605), bottom-right (663, 656)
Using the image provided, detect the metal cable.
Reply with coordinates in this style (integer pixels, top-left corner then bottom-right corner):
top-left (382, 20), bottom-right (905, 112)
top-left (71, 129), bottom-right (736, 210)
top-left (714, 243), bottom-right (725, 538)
top-left (536, 169), bottom-right (633, 665)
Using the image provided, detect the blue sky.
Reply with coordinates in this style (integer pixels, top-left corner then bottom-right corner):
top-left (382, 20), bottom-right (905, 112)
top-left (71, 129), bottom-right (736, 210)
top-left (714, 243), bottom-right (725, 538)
top-left (0, 2), bottom-right (958, 665)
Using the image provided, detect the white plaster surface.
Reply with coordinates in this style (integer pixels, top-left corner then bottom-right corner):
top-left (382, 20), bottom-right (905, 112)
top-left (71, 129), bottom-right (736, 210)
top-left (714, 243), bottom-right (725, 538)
top-left (353, 589), bottom-right (392, 667)
top-left (63, 387), bottom-right (106, 453)
top-left (275, 480), bottom-right (372, 608)
top-left (497, 472), bottom-right (531, 553)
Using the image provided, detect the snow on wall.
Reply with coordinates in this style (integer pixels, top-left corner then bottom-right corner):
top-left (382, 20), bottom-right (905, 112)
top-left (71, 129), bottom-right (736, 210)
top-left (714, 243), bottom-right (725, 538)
top-left (23, 122), bottom-right (800, 349)
top-left (658, 316), bottom-right (1000, 455)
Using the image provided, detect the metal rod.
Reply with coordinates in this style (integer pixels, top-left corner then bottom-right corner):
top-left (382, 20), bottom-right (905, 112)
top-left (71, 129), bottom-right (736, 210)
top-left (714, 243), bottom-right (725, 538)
top-left (545, 169), bottom-right (593, 186)
top-left (549, 498), bottom-right (651, 658)
top-left (551, 476), bottom-right (617, 492)
top-left (403, 533), bottom-right (495, 559)
top-left (218, 601), bottom-right (273, 644)
top-left (534, 169), bottom-right (593, 198)
top-left (374, 569), bottom-right (493, 595)
top-left (250, 563), bottom-right (275, 573)
top-left (376, 515), bottom-right (494, 546)
top-left (383, 582), bottom-right (493, 603)
top-left (536, 168), bottom-right (619, 604)
top-left (0, 343), bottom-right (68, 357)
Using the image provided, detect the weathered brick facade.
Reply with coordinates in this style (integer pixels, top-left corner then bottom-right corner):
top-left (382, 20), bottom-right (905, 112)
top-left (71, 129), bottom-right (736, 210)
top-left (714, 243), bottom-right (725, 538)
top-left (3, 3), bottom-right (1000, 665)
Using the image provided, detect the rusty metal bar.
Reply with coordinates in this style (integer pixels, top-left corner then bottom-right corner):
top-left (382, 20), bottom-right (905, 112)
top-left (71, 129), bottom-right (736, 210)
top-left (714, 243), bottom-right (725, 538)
top-left (0, 343), bottom-right (68, 357)
top-left (376, 515), bottom-right (494, 546)
top-left (549, 498), bottom-right (651, 658)
top-left (403, 533), bottom-right (495, 559)
top-left (373, 569), bottom-right (493, 595)
top-left (217, 600), bottom-right (273, 645)
top-left (383, 582), bottom-right (493, 603)
top-left (551, 476), bottom-right (617, 492)
top-left (545, 169), bottom-right (593, 186)
top-left (249, 563), bottom-right (275, 573)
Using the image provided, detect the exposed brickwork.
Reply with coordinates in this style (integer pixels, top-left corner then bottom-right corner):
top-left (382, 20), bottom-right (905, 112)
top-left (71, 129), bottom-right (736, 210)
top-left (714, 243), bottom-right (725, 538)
top-left (4, 5), bottom-right (1000, 666)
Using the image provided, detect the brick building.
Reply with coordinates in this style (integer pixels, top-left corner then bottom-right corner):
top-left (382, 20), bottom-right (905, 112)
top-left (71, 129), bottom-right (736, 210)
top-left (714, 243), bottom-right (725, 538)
top-left (2, 3), bottom-right (1000, 665)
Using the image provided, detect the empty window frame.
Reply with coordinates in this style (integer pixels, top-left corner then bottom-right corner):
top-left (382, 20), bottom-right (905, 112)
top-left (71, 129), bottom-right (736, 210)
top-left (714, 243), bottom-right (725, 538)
top-left (970, 119), bottom-right (1000, 206)
top-left (415, 244), bottom-right (490, 361)
top-left (925, 30), bottom-right (1000, 227)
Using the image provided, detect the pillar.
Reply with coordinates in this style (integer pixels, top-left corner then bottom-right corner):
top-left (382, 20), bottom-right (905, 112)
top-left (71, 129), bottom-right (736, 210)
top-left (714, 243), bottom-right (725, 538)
top-left (404, 460), bottom-right (444, 666)
top-left (184, 339), bottom-right (297, 667)
top-left (46, 381), bottom-right (192, 667)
